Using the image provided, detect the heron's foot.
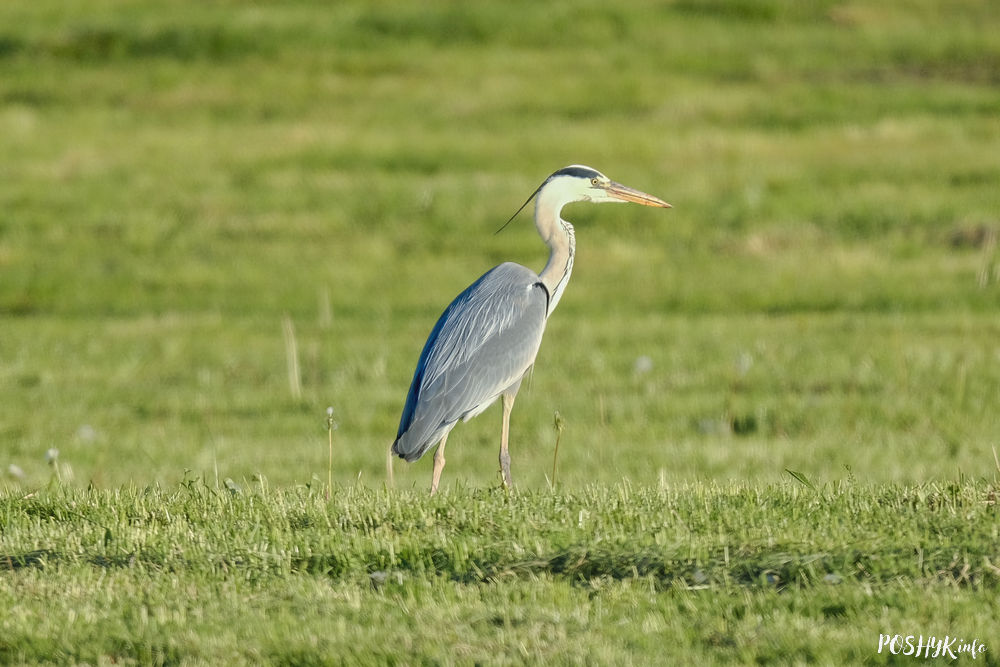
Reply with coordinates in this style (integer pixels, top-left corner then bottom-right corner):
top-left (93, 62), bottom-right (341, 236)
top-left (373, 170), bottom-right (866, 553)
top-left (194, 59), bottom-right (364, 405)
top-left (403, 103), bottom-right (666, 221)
top-left (495, 472), bottom-right (514, 497)
top-left (499, 450), bottom-right (513, 491)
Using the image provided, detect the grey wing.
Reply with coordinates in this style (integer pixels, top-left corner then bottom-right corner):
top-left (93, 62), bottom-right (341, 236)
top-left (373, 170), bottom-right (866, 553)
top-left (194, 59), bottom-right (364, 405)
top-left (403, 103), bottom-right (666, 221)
top-left (392, 262), bottom-right (550, 462)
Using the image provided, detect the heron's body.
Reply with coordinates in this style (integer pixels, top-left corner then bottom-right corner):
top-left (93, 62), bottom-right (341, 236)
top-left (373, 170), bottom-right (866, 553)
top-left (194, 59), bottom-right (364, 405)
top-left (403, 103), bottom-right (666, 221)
top-left (392, 262), bottom-right (548, 463)
top-left (392, 165), bottom-right (669, 493)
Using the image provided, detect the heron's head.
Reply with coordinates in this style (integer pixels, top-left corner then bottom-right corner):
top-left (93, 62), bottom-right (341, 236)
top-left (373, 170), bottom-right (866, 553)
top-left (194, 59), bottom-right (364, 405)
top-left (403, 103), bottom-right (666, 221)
top-left (542, 165), bottom-right (671, 208)
top-left (498, 165), bottom-right (670, 234)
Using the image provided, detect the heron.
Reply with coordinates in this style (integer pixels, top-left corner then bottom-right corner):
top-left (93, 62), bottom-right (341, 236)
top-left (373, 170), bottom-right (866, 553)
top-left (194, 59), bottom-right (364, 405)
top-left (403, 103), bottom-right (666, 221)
top-left (391, 165), bottom-right (670, 493)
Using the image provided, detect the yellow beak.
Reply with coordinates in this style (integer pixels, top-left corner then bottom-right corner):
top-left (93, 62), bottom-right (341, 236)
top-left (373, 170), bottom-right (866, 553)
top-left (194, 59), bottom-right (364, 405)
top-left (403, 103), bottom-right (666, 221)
top-left (605, 181), bottom-right (671, 208)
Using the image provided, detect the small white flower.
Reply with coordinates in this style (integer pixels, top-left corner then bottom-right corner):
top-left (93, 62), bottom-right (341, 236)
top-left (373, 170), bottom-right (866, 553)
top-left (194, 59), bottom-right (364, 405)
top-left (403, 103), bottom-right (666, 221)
top-left (45, 448), bottom-right (59, 464)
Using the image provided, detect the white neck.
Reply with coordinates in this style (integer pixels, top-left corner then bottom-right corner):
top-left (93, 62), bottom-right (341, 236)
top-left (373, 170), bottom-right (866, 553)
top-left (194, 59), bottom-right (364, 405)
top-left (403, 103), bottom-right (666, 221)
top-left (535, 187), bottom-right (576, 318)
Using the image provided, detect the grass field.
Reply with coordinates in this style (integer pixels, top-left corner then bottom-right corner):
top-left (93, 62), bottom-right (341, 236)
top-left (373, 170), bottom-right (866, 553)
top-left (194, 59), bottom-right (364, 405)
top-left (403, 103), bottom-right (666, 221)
top-left (2, 481), bottom-right (998, 664)
top-left (2, 0), bottom-right (999, 663)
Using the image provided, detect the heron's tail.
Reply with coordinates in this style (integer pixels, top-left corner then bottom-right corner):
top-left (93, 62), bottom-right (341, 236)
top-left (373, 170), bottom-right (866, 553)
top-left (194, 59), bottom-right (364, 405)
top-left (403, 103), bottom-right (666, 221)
top-left (392, 420), bottom-right (450, 463)
top-left (390, 438), bottom-right (416, 462)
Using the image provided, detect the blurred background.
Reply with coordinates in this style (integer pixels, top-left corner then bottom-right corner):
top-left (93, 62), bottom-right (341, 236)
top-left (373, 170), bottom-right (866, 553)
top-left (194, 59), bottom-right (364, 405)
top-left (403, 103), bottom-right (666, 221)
top-left (2, 0), bottom-right (998, 490)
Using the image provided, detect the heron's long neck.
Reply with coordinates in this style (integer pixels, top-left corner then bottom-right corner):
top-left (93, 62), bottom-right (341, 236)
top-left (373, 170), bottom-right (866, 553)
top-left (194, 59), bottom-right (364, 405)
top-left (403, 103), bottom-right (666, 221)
top-left (536, 199), bottom-right (576, 318)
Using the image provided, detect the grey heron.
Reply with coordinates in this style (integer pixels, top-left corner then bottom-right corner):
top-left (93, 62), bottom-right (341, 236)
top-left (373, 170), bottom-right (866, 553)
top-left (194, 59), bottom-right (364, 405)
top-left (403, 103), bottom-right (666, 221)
top-left (392, 165), bottom-right (670, 493)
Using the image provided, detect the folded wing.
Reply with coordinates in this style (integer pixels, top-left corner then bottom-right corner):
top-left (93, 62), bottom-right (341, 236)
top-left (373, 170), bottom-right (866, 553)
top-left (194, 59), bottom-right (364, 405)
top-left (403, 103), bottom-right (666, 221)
top-left (392, 262), bottom-right (549, 462)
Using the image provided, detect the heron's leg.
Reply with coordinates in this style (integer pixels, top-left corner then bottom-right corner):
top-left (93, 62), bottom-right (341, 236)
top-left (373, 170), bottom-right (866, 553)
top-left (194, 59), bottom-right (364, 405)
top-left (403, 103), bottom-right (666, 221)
top-left (430, 433), bottom-right (448, 495)
top-left (499, 390), bottom-right (517, 490)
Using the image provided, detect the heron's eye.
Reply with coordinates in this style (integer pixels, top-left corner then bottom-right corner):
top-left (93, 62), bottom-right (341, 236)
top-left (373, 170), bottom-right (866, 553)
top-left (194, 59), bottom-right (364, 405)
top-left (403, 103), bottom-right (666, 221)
top-left (591, 178), bottom-right (600, 186)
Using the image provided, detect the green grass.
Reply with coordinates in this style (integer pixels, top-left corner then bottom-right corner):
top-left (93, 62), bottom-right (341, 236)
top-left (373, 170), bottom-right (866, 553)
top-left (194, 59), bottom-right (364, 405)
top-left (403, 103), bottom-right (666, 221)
top-left (2, 480), bottom-right (998, 664)
top-left (2, 0), bottom-right (1000, 662)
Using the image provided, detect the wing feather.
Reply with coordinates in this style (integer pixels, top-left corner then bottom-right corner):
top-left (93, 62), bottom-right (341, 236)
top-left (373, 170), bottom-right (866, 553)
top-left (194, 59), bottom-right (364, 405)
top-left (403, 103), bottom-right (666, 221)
top-left (392, 262), bottom-right (549, 461)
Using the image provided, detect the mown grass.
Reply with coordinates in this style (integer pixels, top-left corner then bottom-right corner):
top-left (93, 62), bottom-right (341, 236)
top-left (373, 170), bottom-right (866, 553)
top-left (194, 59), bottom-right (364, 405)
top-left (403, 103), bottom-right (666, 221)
top-left (2, 480), bottom-right (998, 664)
top-left (2, 0), bottom-right (1000, 662)
top-left (2, 0), bottom-right (998, 491)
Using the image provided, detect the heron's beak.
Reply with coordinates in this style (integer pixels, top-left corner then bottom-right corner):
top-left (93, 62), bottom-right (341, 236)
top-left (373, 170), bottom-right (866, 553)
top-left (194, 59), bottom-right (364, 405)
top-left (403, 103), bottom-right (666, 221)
top-left (604, 181), bottom-right (671, 208)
